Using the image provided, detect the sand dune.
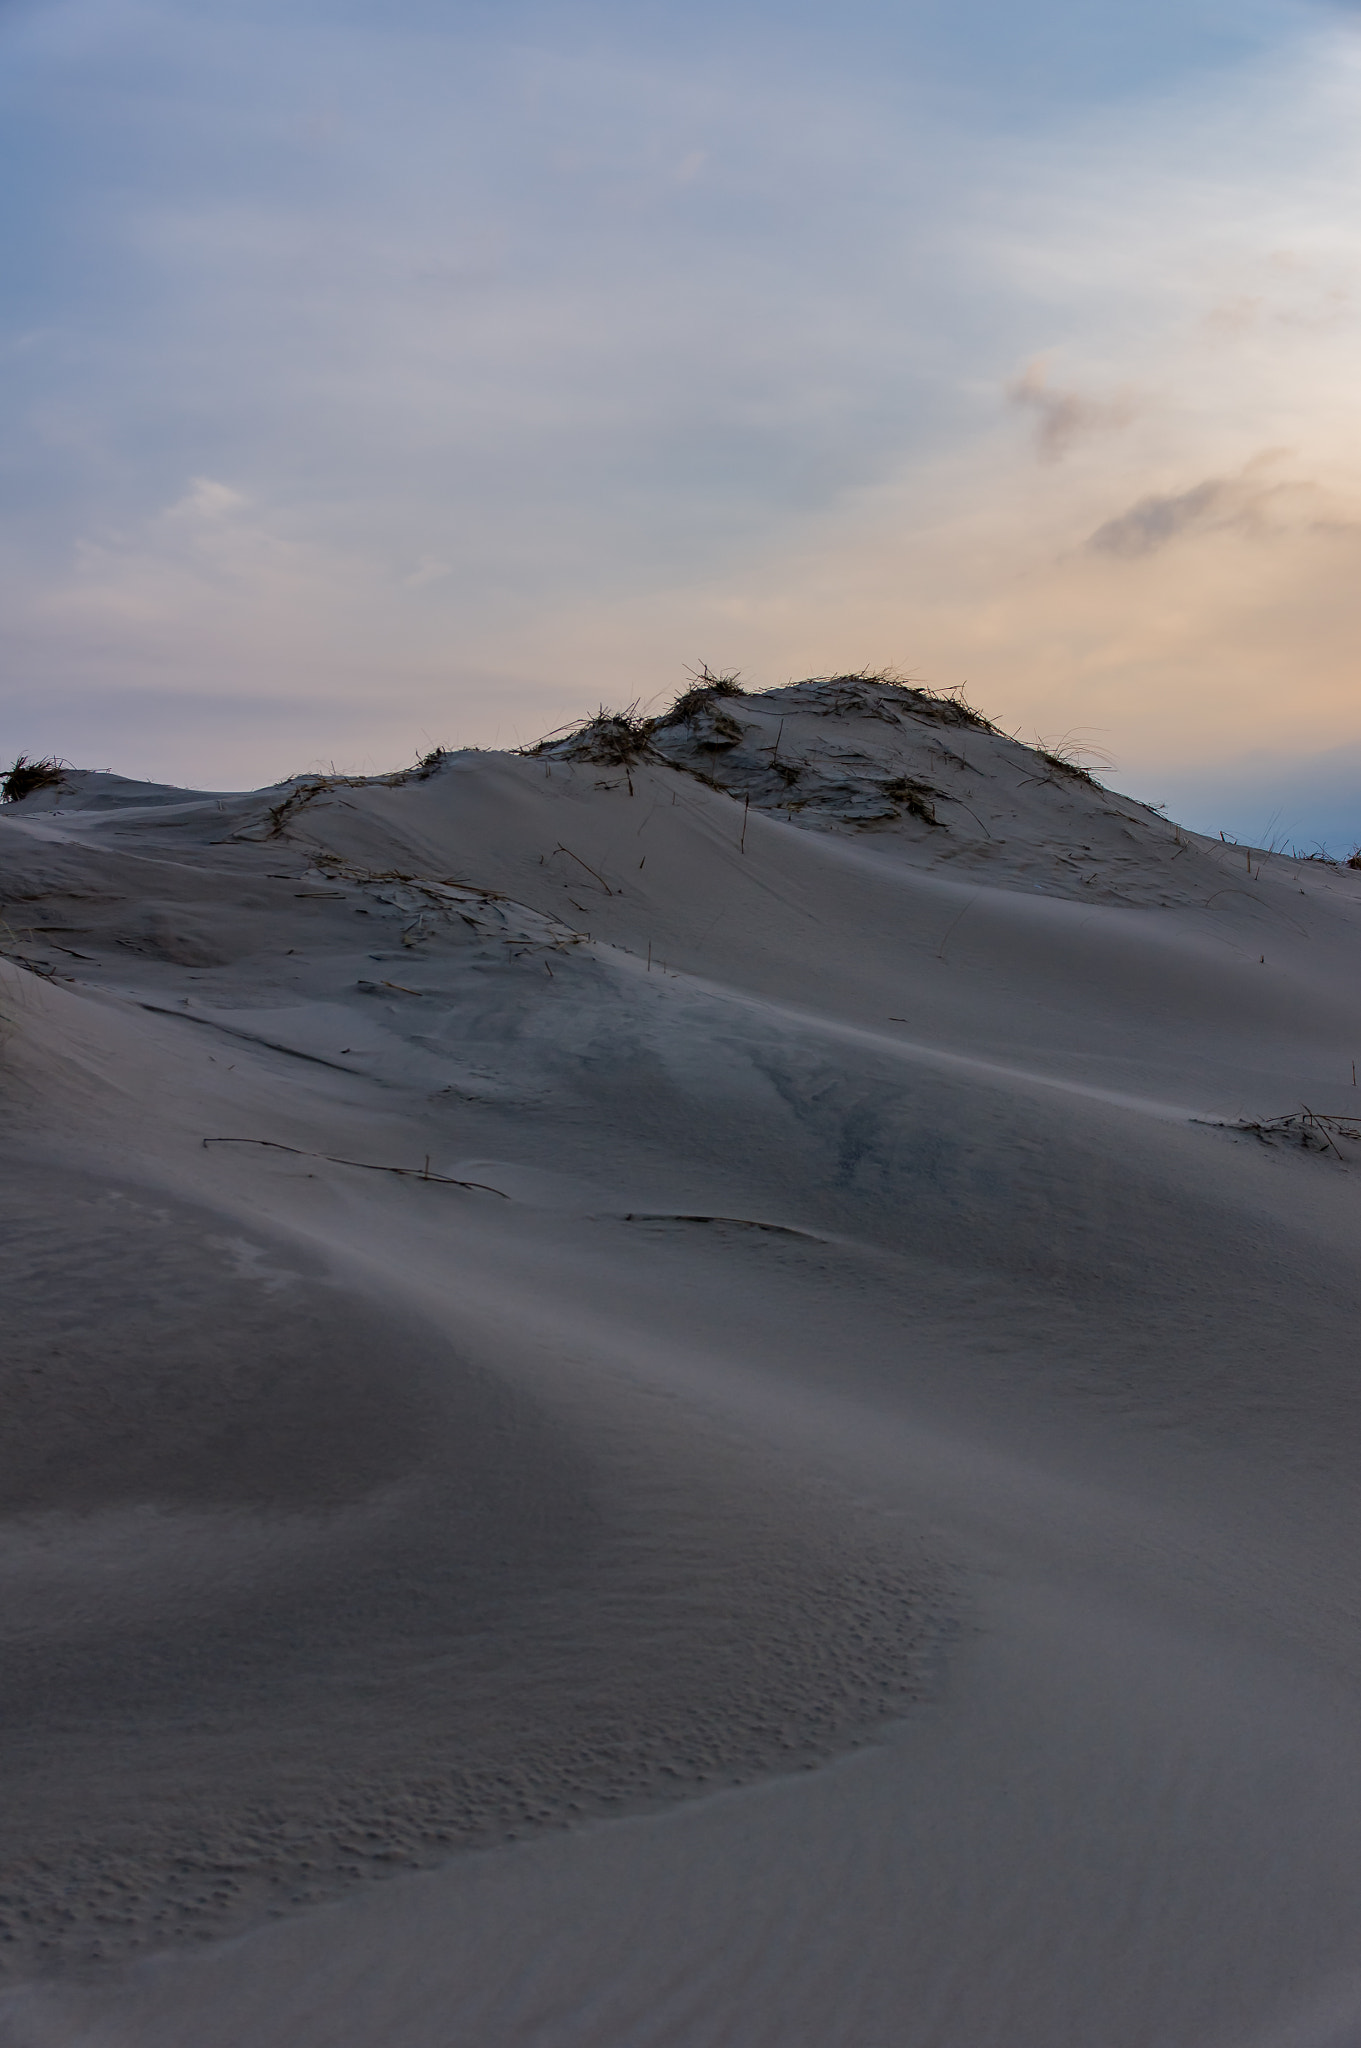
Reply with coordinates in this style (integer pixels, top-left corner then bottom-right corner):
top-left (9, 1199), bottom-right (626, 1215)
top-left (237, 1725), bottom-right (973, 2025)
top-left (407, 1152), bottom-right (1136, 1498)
top-left (3, 676), bottom-right (1361, 2044)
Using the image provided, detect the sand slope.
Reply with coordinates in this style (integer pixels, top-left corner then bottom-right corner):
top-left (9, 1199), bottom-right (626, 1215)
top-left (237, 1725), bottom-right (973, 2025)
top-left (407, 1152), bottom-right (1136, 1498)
top-left (3, 679), bottom-right (1361, 2044)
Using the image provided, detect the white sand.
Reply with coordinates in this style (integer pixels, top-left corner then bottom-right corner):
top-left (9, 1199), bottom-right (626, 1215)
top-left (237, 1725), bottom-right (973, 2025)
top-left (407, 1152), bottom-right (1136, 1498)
top-left (3, 678), bottom-right (1361, 2044)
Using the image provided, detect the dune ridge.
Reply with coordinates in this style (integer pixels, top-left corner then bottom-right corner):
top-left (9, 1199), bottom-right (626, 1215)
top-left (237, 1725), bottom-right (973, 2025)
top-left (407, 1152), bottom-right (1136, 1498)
top-left (4, 677), bottom-right (1361, 2042)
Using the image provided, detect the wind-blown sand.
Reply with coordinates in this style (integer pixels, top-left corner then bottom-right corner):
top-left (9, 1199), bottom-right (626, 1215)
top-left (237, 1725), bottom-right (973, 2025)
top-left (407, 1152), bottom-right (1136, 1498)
top-left (4, 676), bottom-right (1361, 2045)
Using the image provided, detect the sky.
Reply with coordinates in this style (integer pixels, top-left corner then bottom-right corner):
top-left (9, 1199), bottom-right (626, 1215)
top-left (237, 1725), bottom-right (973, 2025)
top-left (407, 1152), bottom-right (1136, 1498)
top-left (3, 0), bottom-right (1361, 845)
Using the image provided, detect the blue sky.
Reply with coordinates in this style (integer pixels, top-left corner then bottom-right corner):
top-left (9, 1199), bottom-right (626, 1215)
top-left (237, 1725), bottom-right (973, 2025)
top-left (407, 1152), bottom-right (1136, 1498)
top-left (3, 0), bottom-right (1361, 844)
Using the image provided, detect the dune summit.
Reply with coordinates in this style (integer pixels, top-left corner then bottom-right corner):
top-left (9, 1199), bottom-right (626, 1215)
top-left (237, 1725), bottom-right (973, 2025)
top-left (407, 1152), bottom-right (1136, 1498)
top-left (5, 675), bottom-right (1361, 2045)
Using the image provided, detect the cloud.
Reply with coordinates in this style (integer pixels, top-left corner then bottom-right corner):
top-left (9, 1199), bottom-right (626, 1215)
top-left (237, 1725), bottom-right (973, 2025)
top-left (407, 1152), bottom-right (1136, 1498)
top-left (403, 555), bottom-right (453, 588)
top-left (1088, 459), bottom-right (1352, 557)
top-left (1006, 360), bottom-right (1138, 462)
top-left (1089, 476), bottom-right (1236, 555)
top-left (166, 478), bottom-right (247, 523)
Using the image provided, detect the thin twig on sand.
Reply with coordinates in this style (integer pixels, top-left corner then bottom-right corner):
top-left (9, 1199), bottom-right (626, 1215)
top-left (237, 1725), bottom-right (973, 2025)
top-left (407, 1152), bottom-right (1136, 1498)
top-left (202, 1137), bottom-right (509, 1193)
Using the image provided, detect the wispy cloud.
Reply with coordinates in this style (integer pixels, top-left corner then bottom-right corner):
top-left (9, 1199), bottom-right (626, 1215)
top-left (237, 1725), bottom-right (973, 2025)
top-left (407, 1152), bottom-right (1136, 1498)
top-left (1088, 456), bottom-right (1352, 557)
top-left (167, 478), bottom-right (248, 523)
top-left (1090, 477), bottom-right (1240, 555)
top-left (1007, 360), bottom-right (1139, 462)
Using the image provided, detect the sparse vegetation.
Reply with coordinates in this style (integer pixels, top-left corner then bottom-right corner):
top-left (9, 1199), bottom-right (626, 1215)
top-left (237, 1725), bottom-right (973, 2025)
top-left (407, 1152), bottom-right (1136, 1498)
top-left (1035, 749), bottom-right (1099, 786)
top-left (1197, 1108), bottom-right (1361, 1159)
top-left (526, 679), bottom-right (743, 764)
top-left (926, 686), bottom-right (999, 734)
top-left (540, 705), bottom-right (656, 766)
top-left (651, 665), bottom-right (746, 730)
top-left (201, 1136), bottom-right (511, 1191)
top-left (1033, 732), bottom-right (1114, 788)
top-left (525, 665), bottom-right (1004, 765)
top-left (263, 751), bottom-right (455, 835)
top-left (526, 670), bottom-right (748, 762)
top-left (2, 756), bottom-right (65, 803)
top-left (787, 672), bottom-right (1002, 734)
top-left (883, 776), bottom-right (945, 826)
top-left (265, 776), bottom-right (346, 837)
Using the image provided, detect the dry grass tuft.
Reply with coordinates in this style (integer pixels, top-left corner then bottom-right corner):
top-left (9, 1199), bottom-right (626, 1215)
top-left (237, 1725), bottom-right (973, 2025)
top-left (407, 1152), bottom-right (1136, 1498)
top-left (388, 745), bottom-right (452, 784)
top-left (652, 665), bottom-right (746, 729)
top-left (792, 672), bottom-right (1001, 734)
top-left (524, 665), bottom-right (1011, 775)
top-left (1197, 1108), bottom-right (1361, 1159)
top-left (265, 777), bottom-right (348, 837)
top-left (523, 703), bottom-right (651, 764)
top-left (2, 756), bottom-right (66, 804)
top-left (1031, 730), bottom-right (1114, 787)
top-left (556, 705), bottom-right (656, 765)
top-left (882, 776), bottom-right (945, 826)
top-left (1034, 749), bottom-right (1100, 786)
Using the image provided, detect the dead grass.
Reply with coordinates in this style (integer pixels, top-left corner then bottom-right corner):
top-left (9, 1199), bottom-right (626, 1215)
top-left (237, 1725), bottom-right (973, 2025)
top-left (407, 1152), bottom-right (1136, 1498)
top-left (1034, 750), bottom-right (1099, 786)
top-left (618, 1211), bottom-right (828, 1241)
top-left (1033, 732), bottom-right (1114, 787)
top-left (201, 1136), bottom-right (510, 1192)
top-left (2, 756), bottom-right (66, 804)
top-left (526, 665), bottom-right (1005, 765)
top-left (264, 777), bottom-right (349, 837)
top-left (1196, 1108), bottom-right (1361, 1159)
top-left (527, 704), bottom-right (655, 765)
top-left (790, 672), bottom-right (1001, 734)
top-left (651, 665), bottom-right (746, 730)
top-left (387, 746), bottom-right (451, 785)
top-left (525, 667), bottom-right (748, 764)
top-left (261, 749), bottom-right (459, 836)
top-left (882, 776), bottom-right (945, 826)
